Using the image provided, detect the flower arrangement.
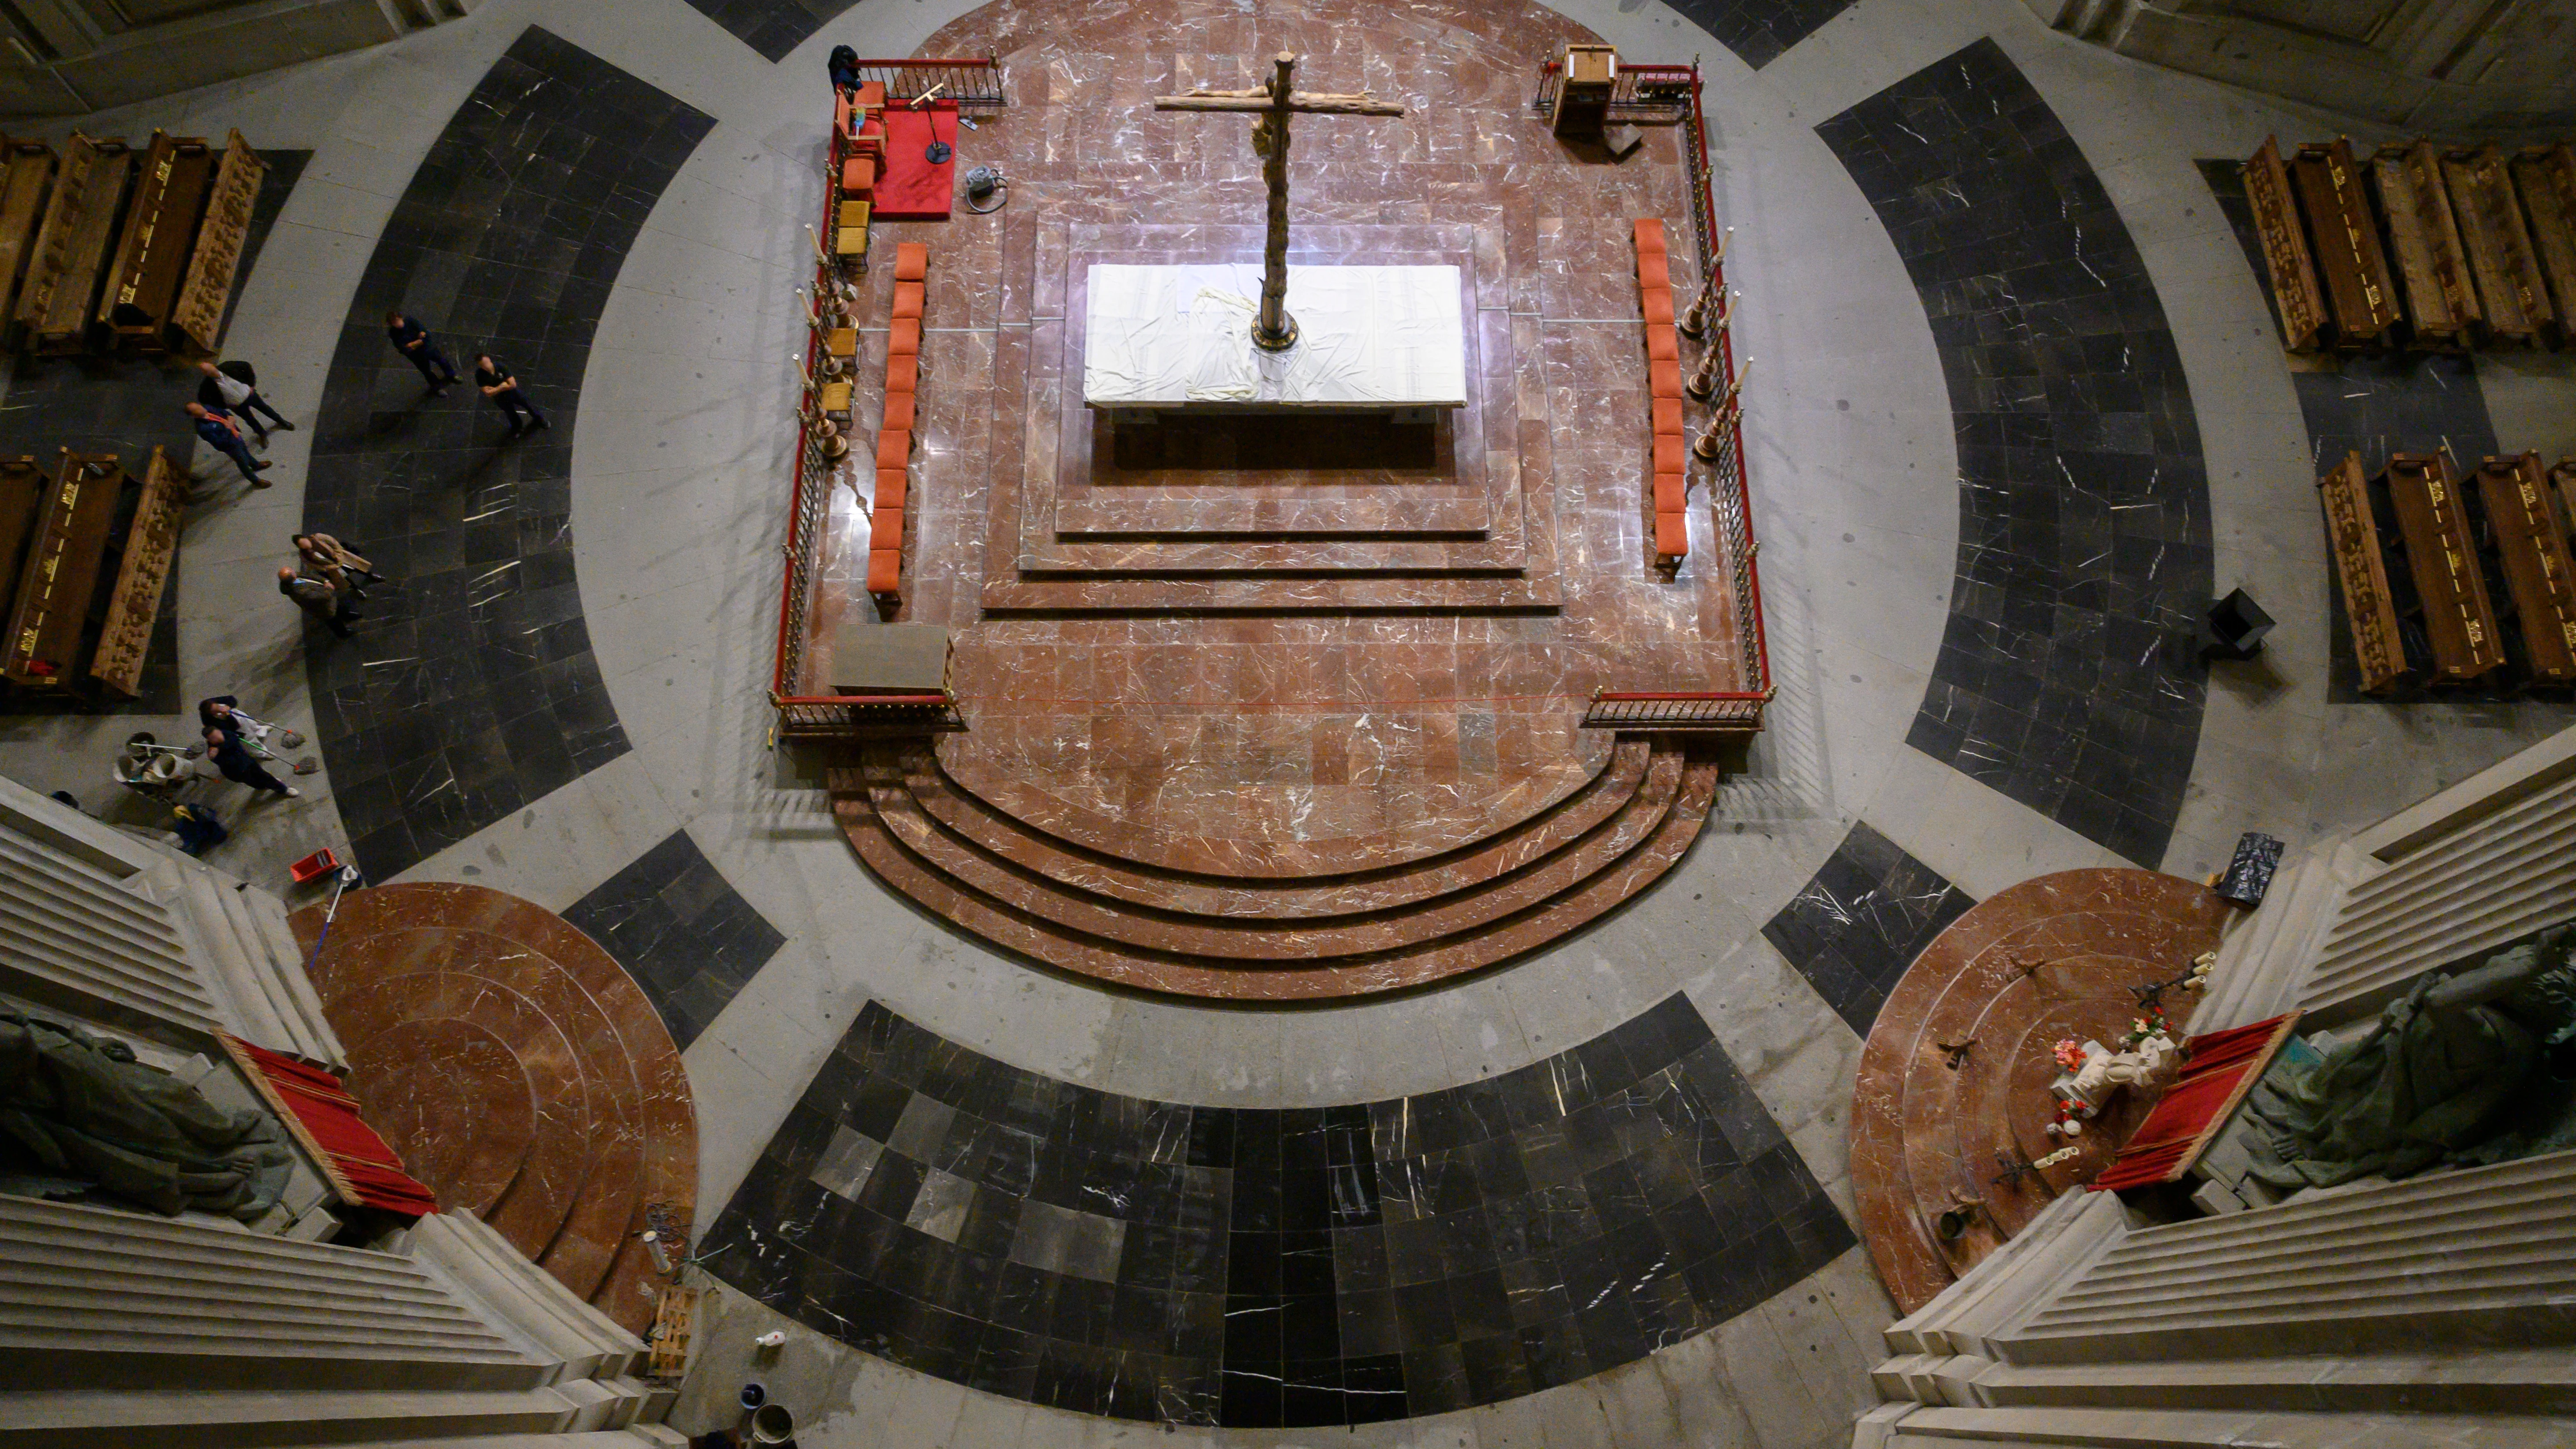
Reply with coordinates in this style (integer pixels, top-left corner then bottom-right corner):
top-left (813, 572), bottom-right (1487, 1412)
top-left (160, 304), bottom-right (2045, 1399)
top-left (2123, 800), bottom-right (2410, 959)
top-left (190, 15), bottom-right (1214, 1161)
top-left (2051, 1038), bottom-right (2087, 1072)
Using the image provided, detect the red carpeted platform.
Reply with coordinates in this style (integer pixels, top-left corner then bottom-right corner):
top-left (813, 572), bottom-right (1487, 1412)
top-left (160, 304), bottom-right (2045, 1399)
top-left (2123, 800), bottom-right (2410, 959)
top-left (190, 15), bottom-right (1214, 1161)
top-left (876, 102), bottom-right (959, 220)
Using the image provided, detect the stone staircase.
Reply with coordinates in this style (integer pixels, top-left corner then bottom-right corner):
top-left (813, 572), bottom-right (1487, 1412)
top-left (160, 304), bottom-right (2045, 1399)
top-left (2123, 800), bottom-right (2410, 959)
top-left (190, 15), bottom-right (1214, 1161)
top-left (0, 1194), bottom-right (680, 1445)
top-left (829, 733), bottom-right (1724, 999)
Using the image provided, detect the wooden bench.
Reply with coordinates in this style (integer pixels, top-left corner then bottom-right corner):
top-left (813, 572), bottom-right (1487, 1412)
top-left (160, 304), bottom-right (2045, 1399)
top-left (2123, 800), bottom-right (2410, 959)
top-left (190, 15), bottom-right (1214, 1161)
top-left (2468, 451), bottom-right (2576, 685)
top-left (869, 241), bottom-right (931, 609)
top-left (1637, 218), bottom-right (1688, 568)
top-left (3, 451), bottom-right (123, 689)
top-left (2443, 145), bottom-right (2552, 346)
top-left (2318, 452), bottom-right (2409, 694)
top-left (2383, 450), bottom-right (2506, 684)
top-left (2371, 140), bottom-right (2478, 349)
top-left (2511, 145), bottom-right (2576, 345)
top-left (2290, 139), bottom-right (2400, 348)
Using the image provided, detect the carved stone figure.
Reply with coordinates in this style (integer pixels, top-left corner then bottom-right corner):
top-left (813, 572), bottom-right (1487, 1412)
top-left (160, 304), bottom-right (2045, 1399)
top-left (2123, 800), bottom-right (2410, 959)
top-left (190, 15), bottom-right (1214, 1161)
top-left (0, 1012), bottom-right (293, 1219)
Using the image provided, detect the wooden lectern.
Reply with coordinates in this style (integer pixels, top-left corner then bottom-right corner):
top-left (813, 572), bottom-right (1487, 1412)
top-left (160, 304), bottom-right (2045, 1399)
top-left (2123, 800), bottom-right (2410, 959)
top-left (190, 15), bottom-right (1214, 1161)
top-left (1550, 45), bottom-right (1617, 142)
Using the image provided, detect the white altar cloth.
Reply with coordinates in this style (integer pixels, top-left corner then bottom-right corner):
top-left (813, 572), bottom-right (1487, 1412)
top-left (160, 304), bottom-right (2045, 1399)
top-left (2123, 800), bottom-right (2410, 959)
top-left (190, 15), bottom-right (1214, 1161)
top-left (1082, 263), bottom-right (1467, 414)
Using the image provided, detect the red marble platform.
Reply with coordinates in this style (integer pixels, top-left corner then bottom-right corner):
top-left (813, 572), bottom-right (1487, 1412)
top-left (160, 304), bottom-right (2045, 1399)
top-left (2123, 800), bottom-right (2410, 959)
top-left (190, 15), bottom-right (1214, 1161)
top-left (801, 0), bottom-right (1753, 1000)
top-left (288, 883), bottom-right (697, 1334)
top-left (1847, 869), bottom-right (2234, 1315)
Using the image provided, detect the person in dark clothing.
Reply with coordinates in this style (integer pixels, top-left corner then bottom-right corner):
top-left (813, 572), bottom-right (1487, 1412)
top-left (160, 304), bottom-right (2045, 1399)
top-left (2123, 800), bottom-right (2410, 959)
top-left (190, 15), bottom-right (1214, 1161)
top-left (202, 722), bottom-right (297, 799)
top-left (170, 803), bottom-right (228, 856)
top-left (830, 44), bottom-right (861, 92)
top-left (195, 359), bottom-right (293, 443)
top-left (474, 354), bottom-right (548, 436)
top-left (278, 567), bottom-right (358, 639)
top-left (188, 403), bottom-right (271, 486)
top-left (386, 312), bottom-right (461, 393)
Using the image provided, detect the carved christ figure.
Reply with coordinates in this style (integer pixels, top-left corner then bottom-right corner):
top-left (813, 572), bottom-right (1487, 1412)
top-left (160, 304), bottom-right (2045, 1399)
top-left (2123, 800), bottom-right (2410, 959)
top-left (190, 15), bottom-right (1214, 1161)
top-left (1153, 53), bottom-right (1406, 351)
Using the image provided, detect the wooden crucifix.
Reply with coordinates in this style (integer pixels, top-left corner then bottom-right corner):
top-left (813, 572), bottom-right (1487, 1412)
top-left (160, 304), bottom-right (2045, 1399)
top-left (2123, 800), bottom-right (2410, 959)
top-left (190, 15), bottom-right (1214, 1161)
top-left (1154, 53), bottom-right (1405, 351)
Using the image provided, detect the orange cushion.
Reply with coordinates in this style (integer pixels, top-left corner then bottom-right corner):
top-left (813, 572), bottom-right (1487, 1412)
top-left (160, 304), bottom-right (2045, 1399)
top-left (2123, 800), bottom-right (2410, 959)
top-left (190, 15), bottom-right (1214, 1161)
top-left (888, 318), bottom-right (922, 356)
top-left (885, 354), bottom-right (920, 393)
top-left (1649, 358), bottom-right (1683, 399)
top-left (869, 506), bottom-right (904, 552)
top-left (856, 82), bottom-right (885, 107)
top-left (867, 549), bottom-right (901, 596)
top-left (1646, 327), bottom-right (1678, 363)
top-left (842, 156), bottom-right (876, 194)
top-left (1634, 218), bottom-right (1668, 255)
top-left (891, 281), bottom-right (924, 320)
top-left (1637, 252), bottom-right (1670, 291)
top-left (1654, 472), bottom-right (1686, 512)
top-left (894, 243), bottom-right (928, 282)
top-left (1653, 397), bottom-right (1685, 438)
top-left (1654, 435), bottom-right (1686, 476)
top-left (1641, 288), bottom-right (1674, 327)
top-left (1654, 511), bottom-right (1689, 559)
top-left (881, 391), bottom-right (916, 432)
top-left (876, 468), bottom-right (907, 513)
top-left (876, 430), bottom-right (910, 470)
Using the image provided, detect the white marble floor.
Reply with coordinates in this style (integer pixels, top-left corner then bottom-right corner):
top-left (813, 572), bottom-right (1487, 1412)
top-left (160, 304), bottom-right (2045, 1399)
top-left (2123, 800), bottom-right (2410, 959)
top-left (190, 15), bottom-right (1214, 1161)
top-left (1, 0), bottom-right (2570, 1443)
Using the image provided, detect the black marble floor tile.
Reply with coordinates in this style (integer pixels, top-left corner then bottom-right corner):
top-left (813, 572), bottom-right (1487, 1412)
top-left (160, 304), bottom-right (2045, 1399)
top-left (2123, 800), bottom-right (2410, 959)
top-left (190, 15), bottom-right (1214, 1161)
top-left (0, 150), bottom-right (309, 720)
top-left (677, 0), bottom-right (861, 64)
top-left (1817, 39), bottom-right (2213, 870)
top-left (299, 28), bottom-right (714, 881)
top-left (1762, 822), bottom-right (1975, 1033)
top-left (699, 993), bottom-right (1852, 1425)
top-left (1666, 0), bottom-right (1852, 70)
top-left (559, 828), bottom-right (786, 1048)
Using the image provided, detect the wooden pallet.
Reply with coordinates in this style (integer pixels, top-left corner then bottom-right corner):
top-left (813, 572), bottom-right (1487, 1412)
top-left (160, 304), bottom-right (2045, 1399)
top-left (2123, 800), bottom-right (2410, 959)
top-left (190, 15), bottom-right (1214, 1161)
top-left (90, 447), bottom-right (181, 697)
top-left (169, 132), bottom-right (264, 356)
top-left (647, 1285), bottom-right (696, 1378)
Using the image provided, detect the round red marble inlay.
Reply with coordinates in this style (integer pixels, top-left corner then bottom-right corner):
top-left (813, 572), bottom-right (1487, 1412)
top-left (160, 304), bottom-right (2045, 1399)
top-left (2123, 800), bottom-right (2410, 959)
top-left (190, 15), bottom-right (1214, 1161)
top-left (345, 1018), bottom-right (534, 1218)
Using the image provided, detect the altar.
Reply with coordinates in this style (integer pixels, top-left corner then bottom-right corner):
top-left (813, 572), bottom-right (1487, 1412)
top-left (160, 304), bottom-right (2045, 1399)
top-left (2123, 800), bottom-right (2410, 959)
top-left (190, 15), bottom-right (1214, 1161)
top-left (1081, 262), bottom-right (1469, 424)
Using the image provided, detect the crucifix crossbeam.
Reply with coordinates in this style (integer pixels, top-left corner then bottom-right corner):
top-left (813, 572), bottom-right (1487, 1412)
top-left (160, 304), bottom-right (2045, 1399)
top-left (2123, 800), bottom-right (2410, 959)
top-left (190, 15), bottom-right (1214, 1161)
top-left (1154, 52), bottom-right (1405, 351)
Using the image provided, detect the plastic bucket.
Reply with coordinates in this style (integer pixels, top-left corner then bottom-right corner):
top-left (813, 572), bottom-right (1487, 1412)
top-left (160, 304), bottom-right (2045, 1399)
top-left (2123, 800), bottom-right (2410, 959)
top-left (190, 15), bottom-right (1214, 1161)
top-left (749, 1403), bottom-right (795, 1444)
top-left (739, 1381), bottom-right (765, 1410)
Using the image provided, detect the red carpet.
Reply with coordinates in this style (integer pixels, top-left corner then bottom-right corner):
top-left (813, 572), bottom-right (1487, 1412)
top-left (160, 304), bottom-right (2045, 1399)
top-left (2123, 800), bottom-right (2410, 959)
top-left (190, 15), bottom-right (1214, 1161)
top-left (876, 102), bottom-right (959, 220)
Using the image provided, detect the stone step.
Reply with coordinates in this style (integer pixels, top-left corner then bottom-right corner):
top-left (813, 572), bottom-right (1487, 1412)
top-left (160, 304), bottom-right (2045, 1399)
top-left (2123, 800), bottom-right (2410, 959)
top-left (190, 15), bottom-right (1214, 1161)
top-left (0, 1385), bottom-right (608, 1445)
top-left (834, 749), bottom-right (1720, 1000)
top-left (1880, 1404), bottom-right (2572, 1446)
top-left (889, 734), bottom-right (1653, 919)
top-left (859, 745), bottom-right (1685, 960)
top-left (1969, 1349), bottom-right (2576, 1412)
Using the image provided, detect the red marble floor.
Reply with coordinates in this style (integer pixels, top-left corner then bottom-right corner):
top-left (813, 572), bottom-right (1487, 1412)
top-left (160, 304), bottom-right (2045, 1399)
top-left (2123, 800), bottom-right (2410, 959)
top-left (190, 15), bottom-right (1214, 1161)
top-left (801, 0), bottom-right (1752, 996)
top-left (1846, 870), bottom-right (2235, 1314)
top-left (288, 883), bottom-right (697, 1334)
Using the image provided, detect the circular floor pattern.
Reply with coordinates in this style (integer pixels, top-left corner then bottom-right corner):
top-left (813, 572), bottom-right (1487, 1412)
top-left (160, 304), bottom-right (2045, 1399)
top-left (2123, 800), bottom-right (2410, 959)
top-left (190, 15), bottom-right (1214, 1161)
top-left (1846, 869), bottom-right (2233, 1314)
top-left (289, 881), bottom-right (699, 1333)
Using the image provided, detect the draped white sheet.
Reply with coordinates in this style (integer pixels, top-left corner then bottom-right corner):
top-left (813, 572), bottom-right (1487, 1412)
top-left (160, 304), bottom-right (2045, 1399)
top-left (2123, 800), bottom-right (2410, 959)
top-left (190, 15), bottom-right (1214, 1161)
top-left (1081, 263), bottom-right (1468, 411)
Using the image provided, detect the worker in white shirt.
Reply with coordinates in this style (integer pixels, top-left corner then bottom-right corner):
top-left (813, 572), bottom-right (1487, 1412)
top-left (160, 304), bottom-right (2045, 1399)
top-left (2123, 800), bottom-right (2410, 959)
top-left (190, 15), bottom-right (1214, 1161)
top-left (195, 358), bottom-right (295, 444)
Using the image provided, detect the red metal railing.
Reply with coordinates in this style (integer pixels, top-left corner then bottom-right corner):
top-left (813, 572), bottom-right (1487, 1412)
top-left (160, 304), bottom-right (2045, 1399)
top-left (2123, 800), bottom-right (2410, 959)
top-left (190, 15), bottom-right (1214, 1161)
top-left (1583, 690), bottom-right (1769, 730)
top-left (772, 62), bottom-right (999, 738)
top-left (844, 57), bottom-right (1007, 109)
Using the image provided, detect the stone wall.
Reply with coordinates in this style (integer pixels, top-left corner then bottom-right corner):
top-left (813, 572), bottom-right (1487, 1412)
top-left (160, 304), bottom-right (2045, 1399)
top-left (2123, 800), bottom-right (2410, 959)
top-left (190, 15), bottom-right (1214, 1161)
top-left (0, 0), bottom-right (475, 117)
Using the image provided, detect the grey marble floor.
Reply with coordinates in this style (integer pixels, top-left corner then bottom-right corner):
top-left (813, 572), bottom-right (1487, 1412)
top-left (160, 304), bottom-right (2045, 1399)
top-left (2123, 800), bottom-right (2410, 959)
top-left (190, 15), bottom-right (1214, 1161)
top-left (0, 0), bottom-right (2570, 1443)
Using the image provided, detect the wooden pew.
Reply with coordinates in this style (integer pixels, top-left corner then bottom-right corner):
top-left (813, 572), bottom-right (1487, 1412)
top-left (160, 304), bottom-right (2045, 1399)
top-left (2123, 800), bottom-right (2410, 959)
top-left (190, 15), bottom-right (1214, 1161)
top-left (16, 135), bottom-right (133, 354)
top-left (2319, 452), bottom-right (2410, 695)
top-left (100, 131), bottom-right (215, 351)
top-left (2381, 450), bottom-right (2506, 684)
top-left (2511, 145), bottom-right (2576, 345)
top-left (3, 452), bottom-right (124, 690)
top-left (0, 138), bottom-right (55, 327)
top-left (2372, 141), bottom-right (2479, 349)
top-left (90, 447), bottom-right (181, 697)
top-left (2244, 137), bottom-right (2328, 351)
top-left (168, 133), bottom-right (264, 356)
top-left (2468, 451), bottom-right (2576, 685)
top-left (2291, 139), bottom-right (2400, 347)
top-left (2442, 145), bottom-right (2552, 347)
top-left (0, 455), bottom-right (44, 624)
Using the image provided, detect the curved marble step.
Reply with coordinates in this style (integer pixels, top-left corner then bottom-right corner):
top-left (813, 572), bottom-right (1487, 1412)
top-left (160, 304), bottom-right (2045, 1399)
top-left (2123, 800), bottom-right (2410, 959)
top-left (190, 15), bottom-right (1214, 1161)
top-left (934, 726), bottom-right (1615, 879)
top-left (863, 747), bottom-right (1684, 961)
top-left (832, 740), bottom-right (1722, 1000)
top-left (887, 737), bottom-right (1655, 921)
top-left (292, 885), bottom-right (697, 1336)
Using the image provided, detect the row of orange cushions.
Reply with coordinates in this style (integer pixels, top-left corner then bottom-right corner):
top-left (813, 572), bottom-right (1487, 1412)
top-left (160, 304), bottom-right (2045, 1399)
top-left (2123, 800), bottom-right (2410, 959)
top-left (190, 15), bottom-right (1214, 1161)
top-left (1637, 218), bottom-right (1688, 564)
top-left (868, 242), bottom-right (932, 600)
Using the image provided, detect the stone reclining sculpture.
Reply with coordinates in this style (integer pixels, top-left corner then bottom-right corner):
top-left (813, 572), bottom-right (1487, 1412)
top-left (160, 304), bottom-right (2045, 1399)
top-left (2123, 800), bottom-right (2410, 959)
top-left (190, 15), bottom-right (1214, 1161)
top-left (2243, 923), bottom-right (2576, 1190)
